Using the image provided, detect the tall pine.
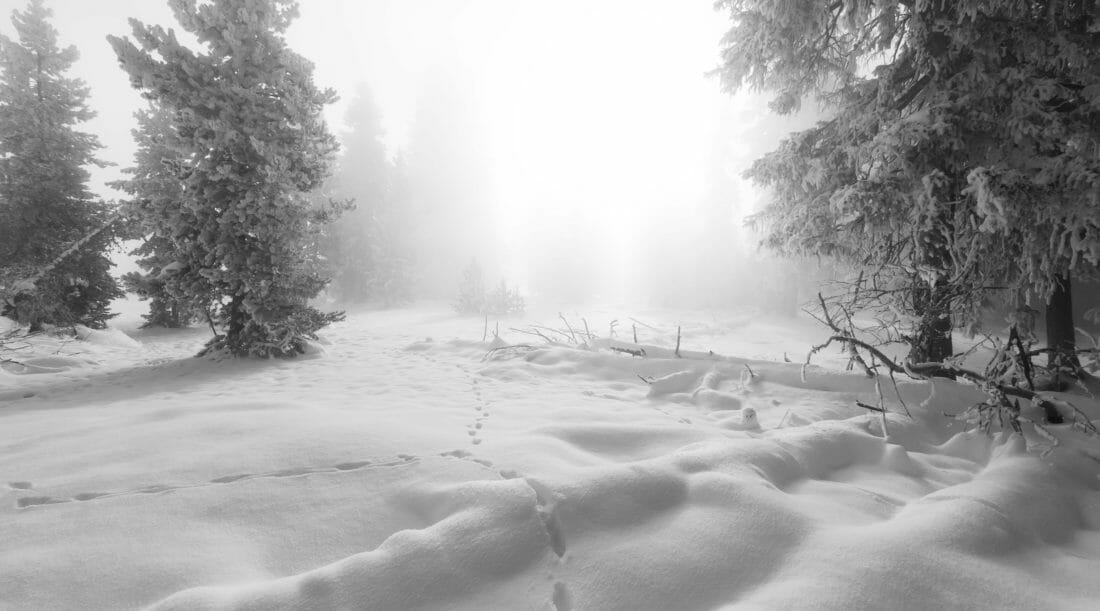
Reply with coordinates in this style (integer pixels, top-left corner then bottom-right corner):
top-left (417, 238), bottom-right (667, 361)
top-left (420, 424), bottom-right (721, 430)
top-left (717, 1), bottom-right (1100, 366)
top-left (0, 0), bottom-right (121, 329)
top-left (110, 0), bottom-right (343, 357)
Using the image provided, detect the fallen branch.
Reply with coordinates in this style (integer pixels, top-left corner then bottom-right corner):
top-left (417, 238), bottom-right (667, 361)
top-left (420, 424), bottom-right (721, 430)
top-left (609, 346), bottom-right (646, 358)
top-left (804, 293), bottom-right (1093, 428)
top-left (483, 343), bottom-right (539, 361)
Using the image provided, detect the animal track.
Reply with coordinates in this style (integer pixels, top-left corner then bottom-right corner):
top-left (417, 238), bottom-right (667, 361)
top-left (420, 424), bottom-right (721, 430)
top-left (13, 454), bottom-right (421, 510)
top-left (552, 582), bottom-right (574, 611)
top-left (525, 478), bottom-right (567, 558)
top-left (17, 496), bottom-right (62, 508)
top-left (458, 363), bottom-right (492, 446)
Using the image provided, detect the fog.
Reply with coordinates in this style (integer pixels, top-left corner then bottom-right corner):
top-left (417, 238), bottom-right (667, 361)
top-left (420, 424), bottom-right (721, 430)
top-left (1, 0), bottom-right (813, 308)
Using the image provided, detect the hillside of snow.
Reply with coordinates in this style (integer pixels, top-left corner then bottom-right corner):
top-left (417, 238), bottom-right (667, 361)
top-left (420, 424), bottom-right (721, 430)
top-left (2, 301), bottom-right (1099, 610)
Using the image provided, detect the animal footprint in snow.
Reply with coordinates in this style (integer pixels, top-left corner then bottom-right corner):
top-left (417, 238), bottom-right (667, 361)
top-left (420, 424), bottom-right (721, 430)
top-left (552, 582), bottom-right (574, 611)
top-left (16, 496), bottom-right (63, 508)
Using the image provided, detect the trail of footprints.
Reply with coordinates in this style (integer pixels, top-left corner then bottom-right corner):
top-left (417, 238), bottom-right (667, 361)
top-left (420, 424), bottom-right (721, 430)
top-left (461, 363), bottom-right (491, 446)
top-left (8, 445), bottom-right (534, 510)
top-left (8, 454), bottom-right (425, 509)
top-left (12, 343), bottom-right (571, 605)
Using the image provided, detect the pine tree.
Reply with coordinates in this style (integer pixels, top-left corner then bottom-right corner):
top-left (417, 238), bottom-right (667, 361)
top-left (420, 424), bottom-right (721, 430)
top-left (111, 103), bottom-right (206, 328)
top-left (716, 1), bottom-right (1100, 365)
top-left (0, 0), bottom-right (121, 330)
top-left (320, 83), bottom-right (411, 306)
top-left (109, 0), bottom-right (343, 357)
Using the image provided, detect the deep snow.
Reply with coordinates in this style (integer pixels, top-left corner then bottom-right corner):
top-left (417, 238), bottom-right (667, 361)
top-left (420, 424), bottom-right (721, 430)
top-left (2, 300), bottom-right (1099, 610)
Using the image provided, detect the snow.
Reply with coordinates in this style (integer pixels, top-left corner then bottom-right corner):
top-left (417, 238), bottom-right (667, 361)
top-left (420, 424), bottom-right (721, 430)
top-left (2, 301), bottom-right (1099, 610)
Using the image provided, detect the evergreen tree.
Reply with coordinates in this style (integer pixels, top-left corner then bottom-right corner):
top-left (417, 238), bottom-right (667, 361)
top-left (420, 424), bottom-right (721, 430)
top-left (109, 0), bottom-right (343, 357)
top-left (111, 103), bottom-right (206, 328)
top-left (320, 83), bottom-right (412, 306)
top-left (717, 1), bottom-right (1100, 366)
top-left (0, 0), bottom-right (121, 329)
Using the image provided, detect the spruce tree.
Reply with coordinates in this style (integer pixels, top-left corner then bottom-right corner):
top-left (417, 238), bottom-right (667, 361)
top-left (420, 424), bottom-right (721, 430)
top-left (717, 1), bottom-right (1100, 366)
top-left (109, 0), bottom-right (343, 357)
top-left (111, 103), bottom-right (205, 328)
top-left (320, 83), bottom-right (411, 306)
top-left (0, 0), bottom-right (121, 329)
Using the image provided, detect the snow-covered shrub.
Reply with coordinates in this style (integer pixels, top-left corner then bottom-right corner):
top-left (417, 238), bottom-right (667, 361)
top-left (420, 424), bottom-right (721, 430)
top-left (454, 261), bottom-right (524, 316)
top-left (484, 279), bottom-right (525, 316)
top-left (454, 261), bottom-right (487, 315)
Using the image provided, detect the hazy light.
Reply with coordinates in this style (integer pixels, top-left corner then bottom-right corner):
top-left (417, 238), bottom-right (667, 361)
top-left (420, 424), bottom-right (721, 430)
top-left (0, 0), bottom-right (800, 306)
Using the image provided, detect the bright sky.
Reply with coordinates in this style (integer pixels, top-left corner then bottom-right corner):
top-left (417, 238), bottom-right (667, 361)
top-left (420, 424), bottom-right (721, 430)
top-left (0, 0), bottom-right (780, 301)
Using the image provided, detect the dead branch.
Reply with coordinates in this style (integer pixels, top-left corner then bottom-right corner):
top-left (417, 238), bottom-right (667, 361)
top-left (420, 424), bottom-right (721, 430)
top-left (483, 343), bottom-right (539, 361)
top-left (558, 313), bottom-right (577, 343)
top-left (856, 401), bottom-right (886, 413)
top-left (1009, 326), bottom-right (1035, 390)
top-left (609, 346), bottom-right (646, 358)
top-left (629, 317), bottom-right (658, 331)
top-left (806, 292), bottom-right (1084, 427)
top-left (509, 327), bottom-right (553, 343)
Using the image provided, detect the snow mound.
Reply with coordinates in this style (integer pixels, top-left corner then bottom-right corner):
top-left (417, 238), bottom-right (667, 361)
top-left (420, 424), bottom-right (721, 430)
top-left (74, 325), bottom-right (141, 349)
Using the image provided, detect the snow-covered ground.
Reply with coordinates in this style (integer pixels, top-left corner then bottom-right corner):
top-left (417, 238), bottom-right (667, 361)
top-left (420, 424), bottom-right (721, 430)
top-left (2, 300), bottom-right (1099, 610)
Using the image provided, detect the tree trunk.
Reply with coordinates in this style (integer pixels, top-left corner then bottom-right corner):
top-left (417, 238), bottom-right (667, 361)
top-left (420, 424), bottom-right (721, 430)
top-left (909, 280), bottom-right (954, 366)
top-left (226, 293), bottom-right (248, 354)
top-left (1045, 273), bottom-right (1078, 383)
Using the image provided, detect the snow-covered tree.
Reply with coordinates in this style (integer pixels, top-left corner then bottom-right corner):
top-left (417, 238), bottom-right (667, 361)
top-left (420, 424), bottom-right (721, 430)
top-left (111, 103), bottom-right (206, 328)
top-left (109, 0), bottom-right (343, 356)
top-left (0, 0), bottom-right (121, 329)
top-left (717, 1), bottom-right (1100, 366)
top-left (320, 83), bottom-right (412, 306)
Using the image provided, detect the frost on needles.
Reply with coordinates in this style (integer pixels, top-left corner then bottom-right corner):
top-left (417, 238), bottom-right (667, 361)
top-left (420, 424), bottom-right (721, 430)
top-left (108, 0), bottom-right (346, 357)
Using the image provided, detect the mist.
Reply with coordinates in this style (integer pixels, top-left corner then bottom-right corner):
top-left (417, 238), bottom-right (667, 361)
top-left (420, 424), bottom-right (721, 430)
top-left (1, 0), bottom-right (813, 310)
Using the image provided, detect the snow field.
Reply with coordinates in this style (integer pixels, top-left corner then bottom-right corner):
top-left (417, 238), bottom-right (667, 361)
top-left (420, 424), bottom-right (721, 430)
top-left (2, 303), bottom-right (1099, 609)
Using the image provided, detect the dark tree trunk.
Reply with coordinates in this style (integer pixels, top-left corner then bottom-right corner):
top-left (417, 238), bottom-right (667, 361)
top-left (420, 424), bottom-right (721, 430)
top-left (909, 280), bottom-right (954, 367)
top-left (226, 293), bottom-right (248, 354)
top-left (1045, 273), bottom-right (1078, 382)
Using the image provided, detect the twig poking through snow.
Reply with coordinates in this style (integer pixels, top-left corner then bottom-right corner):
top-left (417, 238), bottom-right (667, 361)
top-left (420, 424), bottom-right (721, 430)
top-left (483, 344), bottom-right (539, 361)
top-left (558, 313), bottom-right (577, 344)
top-left (609, 346), bottom-right (646, 358)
